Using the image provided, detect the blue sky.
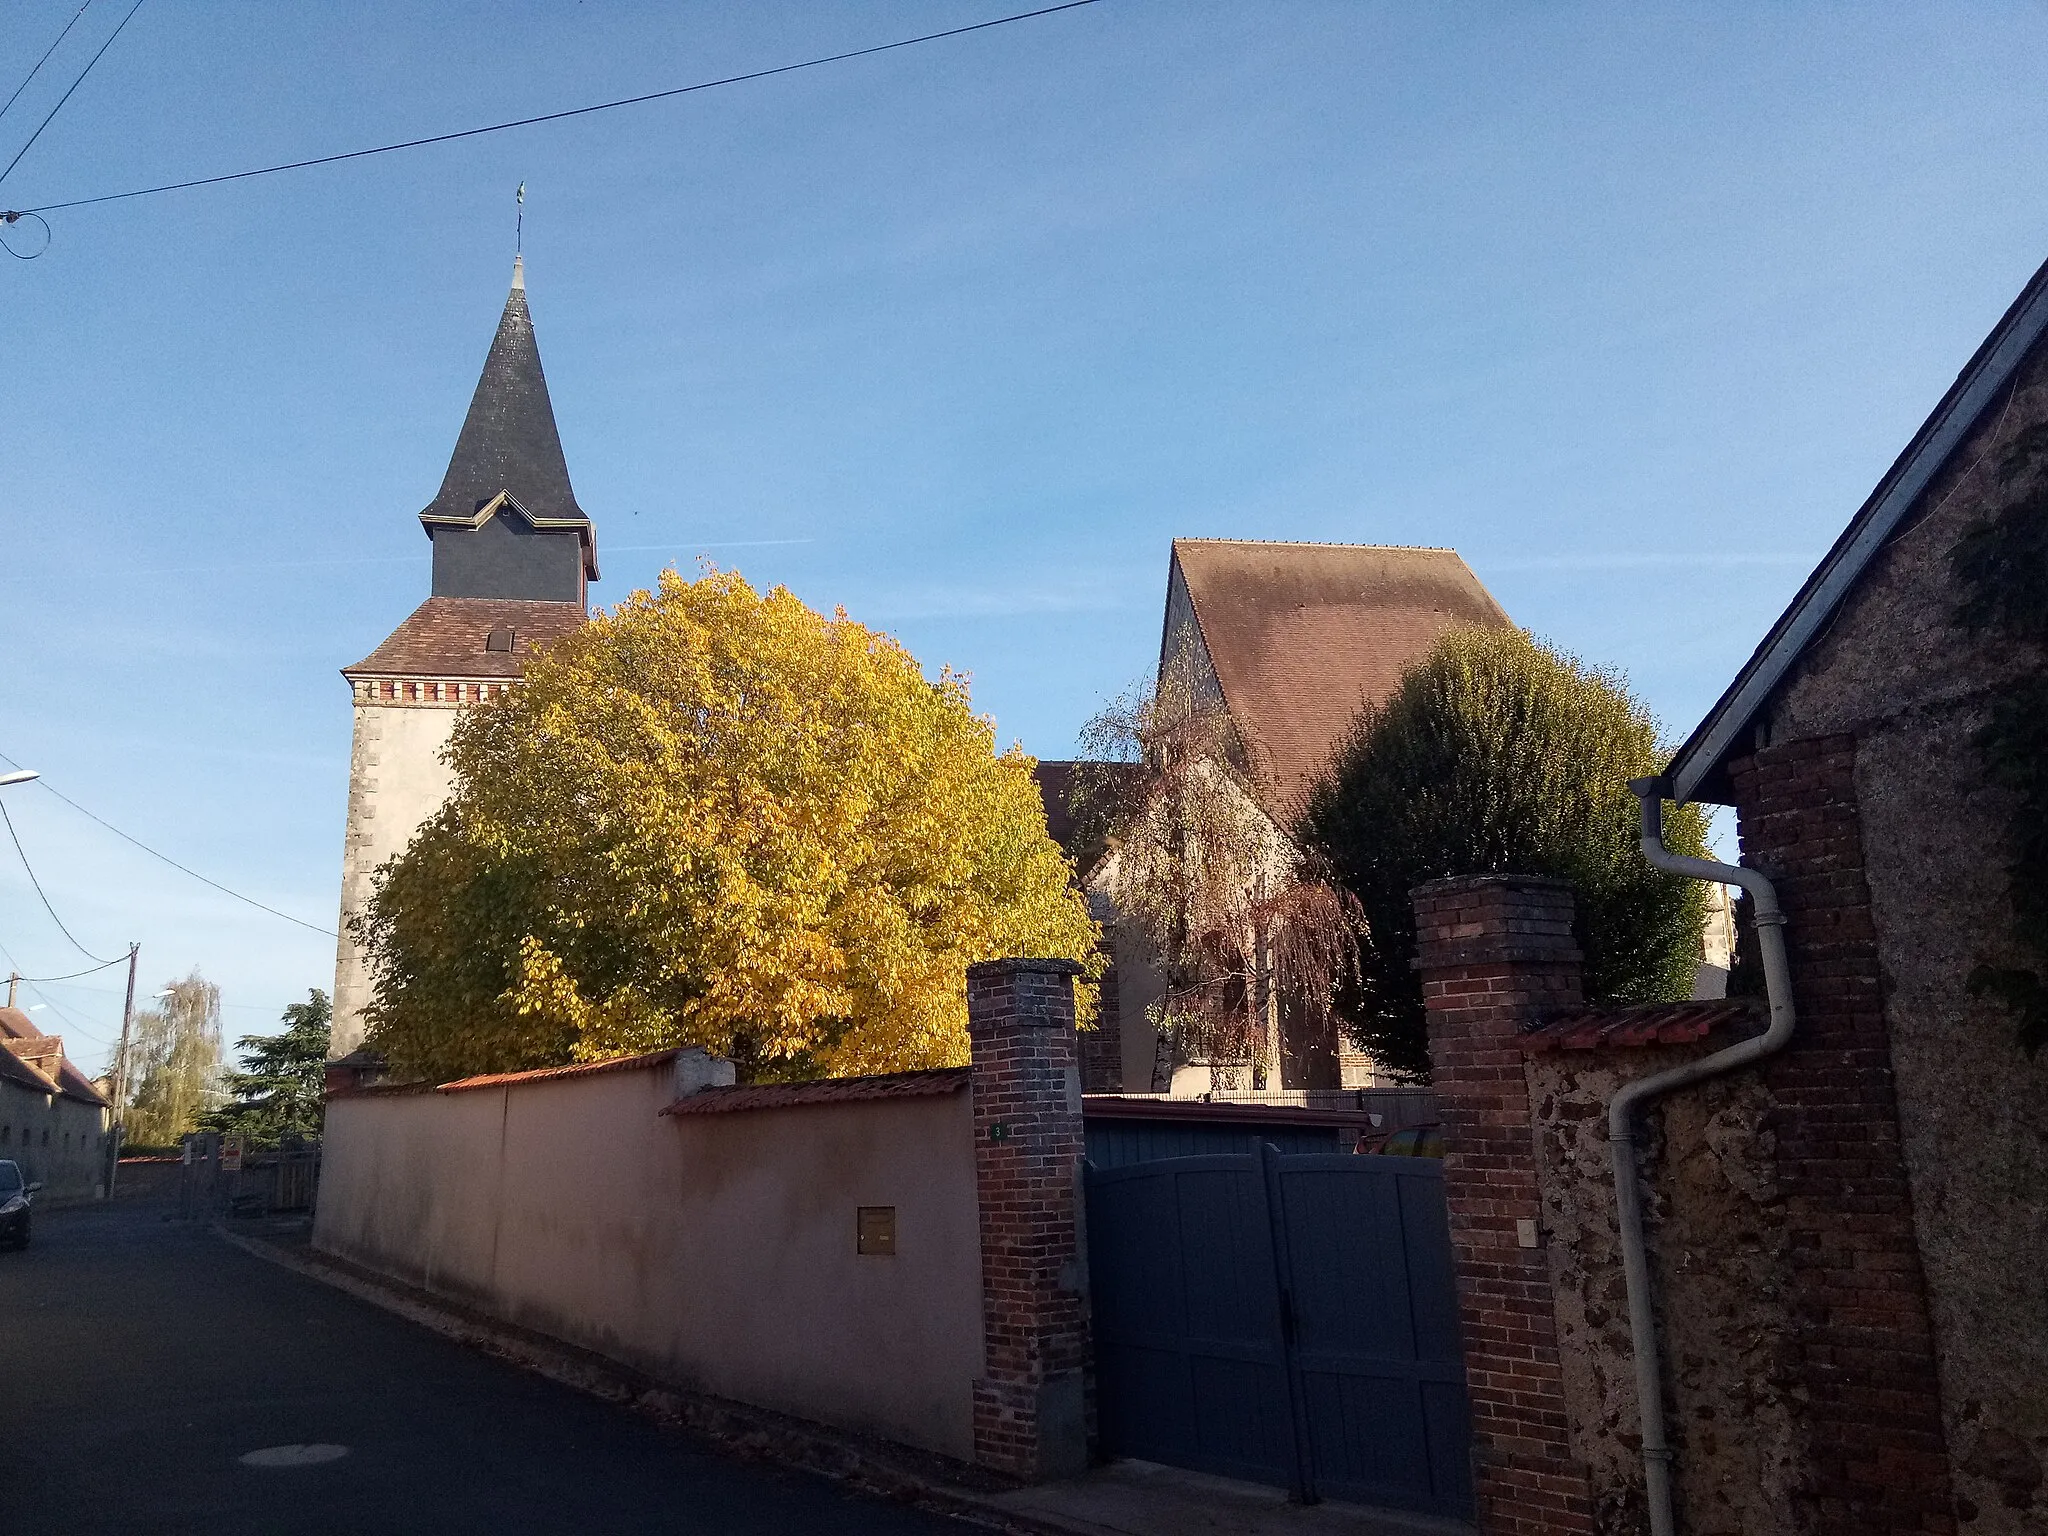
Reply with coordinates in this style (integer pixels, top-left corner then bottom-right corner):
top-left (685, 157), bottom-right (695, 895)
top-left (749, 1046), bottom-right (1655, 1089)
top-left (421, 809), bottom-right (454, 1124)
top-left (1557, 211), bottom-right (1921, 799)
top-left (4, 1), bottom-right (2047, 1065)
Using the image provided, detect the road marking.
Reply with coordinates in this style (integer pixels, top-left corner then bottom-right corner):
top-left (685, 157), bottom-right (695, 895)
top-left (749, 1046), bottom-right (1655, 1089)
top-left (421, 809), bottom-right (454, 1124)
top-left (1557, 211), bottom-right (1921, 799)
top-left (239, 1444), bottom-right (351, 1468)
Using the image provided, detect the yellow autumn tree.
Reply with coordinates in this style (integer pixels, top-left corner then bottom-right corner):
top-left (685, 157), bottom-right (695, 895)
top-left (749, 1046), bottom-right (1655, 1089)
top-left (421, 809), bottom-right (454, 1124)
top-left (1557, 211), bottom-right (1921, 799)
top-left (357, 568), bottom-right (1099, 1084)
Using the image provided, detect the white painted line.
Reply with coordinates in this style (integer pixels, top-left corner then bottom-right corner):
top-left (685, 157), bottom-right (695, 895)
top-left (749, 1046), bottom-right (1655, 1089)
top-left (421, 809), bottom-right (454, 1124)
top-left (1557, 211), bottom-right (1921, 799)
top-left (239, 1444), bottom-right (351, 1468)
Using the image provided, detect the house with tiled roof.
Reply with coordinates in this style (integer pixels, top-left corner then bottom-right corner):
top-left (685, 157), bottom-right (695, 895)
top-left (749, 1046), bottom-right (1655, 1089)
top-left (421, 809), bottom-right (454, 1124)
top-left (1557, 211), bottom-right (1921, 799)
top-left (0, 1001), bottom-right (111, 1203)
top-left (1041, 538), bottom-right (1515, 1095)
top-left (330, 257), bottom-right (598, 1056)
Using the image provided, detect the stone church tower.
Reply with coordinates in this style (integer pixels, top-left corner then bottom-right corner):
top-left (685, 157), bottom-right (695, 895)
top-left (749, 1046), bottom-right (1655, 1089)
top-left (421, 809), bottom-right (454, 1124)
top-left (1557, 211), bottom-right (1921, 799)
top-left (329, 258), bottom-right (597, 1056)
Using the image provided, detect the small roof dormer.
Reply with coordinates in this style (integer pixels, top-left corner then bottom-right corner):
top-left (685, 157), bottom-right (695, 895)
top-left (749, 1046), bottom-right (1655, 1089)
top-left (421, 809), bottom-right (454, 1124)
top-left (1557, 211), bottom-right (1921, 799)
top-left (419, 257), bottom-right (599, 605)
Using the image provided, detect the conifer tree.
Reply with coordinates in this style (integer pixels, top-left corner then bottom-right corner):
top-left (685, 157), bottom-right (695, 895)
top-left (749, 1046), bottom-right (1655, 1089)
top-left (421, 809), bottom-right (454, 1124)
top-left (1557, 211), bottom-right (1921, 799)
top-left (202, 990), bottom-right (331, 1144)
top-left (1299, 628), bottom-right (1711, 1080)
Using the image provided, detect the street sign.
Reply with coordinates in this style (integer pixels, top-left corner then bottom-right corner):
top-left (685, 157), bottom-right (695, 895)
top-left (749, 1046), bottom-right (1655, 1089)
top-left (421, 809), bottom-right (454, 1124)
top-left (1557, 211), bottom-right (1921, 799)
top-left (221, 1136), bottom-right (244, 1173)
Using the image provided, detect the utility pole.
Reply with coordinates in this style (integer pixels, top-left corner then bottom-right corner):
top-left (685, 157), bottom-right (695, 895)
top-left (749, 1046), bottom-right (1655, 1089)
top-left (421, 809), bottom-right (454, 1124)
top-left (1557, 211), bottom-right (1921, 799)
top-left (106, 943), bottom-right (138, 1197)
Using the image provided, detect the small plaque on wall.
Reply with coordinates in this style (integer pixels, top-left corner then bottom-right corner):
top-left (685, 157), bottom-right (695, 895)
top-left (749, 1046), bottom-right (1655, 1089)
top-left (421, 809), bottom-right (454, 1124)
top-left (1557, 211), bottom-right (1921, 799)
top-left (857, 1205), bottom-right (897, 1256)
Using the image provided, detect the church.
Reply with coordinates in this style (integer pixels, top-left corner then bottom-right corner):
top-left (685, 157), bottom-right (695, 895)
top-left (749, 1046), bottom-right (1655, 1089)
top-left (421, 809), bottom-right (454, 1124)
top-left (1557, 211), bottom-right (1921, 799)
top-left (329, 259), bottom-right (597, 1057)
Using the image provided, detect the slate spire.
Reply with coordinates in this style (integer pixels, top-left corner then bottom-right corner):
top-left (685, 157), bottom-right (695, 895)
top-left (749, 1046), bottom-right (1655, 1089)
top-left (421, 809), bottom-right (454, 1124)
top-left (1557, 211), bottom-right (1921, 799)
top-left (419, 260), bottom-right (597, 603)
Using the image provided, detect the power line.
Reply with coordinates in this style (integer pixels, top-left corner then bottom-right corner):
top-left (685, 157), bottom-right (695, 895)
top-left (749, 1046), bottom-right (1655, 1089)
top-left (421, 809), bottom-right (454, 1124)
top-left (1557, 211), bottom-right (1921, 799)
top-left (14, 955), bottom-right (128, 984)
top-left (0, 0), bottom-right (96, 128)
top-left (0, 799), bottom-right (118, 963)
top-left (0, 753), bottom-right (337, 938)
top-left (0, 931), bottom-right (108, 1049)
top-left (0, 0), bottom-right (146, 191)
top-left (1, 0), bottom-right (1101, 218)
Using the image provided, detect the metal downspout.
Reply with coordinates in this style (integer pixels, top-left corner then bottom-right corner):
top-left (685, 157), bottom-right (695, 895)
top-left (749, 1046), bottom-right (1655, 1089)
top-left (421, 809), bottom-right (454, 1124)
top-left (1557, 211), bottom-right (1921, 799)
top-left (1614, 777), bottom-right (1798, 1536)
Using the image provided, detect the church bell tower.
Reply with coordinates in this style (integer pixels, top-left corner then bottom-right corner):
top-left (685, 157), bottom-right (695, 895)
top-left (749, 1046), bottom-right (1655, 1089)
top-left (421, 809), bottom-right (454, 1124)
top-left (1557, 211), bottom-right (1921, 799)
top-left (329, 258), bottom-right (599, 1057)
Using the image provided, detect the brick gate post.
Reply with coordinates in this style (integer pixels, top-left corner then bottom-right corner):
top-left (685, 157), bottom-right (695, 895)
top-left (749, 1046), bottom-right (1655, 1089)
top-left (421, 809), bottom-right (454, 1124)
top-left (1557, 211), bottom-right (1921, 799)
top-left (1413, 875), bottom-right (1596, 1536)
top-left (966, 956), bottom-right (1090, 1481)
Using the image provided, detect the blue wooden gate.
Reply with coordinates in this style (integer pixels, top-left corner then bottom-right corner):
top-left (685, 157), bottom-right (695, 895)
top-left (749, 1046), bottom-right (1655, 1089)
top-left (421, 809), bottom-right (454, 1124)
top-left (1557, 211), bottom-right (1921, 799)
top-left (1085, 1145), bottom-right (1472, 1517)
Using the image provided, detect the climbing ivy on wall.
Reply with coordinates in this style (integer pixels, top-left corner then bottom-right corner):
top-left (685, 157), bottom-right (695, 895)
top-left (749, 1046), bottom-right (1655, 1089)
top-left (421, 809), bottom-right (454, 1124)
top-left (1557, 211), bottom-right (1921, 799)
top-left (1952, 420), bottom-right (2048, 1056)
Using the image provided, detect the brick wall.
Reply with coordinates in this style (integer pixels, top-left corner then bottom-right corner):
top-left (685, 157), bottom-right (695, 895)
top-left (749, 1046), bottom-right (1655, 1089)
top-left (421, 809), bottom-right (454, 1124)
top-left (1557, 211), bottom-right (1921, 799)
top-left (966, 957), bottom-right (1091, 1480)
top-left (1079, 962), bottom-right (1123, 1093)
top-left (1413, 875), bottom-right (1597, 1536)
top-left (1729, 735), bottom-right (1956, 1535)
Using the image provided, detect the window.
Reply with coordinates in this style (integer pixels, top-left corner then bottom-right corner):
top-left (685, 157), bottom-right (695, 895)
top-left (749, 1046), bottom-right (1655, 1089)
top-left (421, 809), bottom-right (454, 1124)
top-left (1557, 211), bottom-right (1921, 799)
top-left (485, 627), bottom-right (516, 652)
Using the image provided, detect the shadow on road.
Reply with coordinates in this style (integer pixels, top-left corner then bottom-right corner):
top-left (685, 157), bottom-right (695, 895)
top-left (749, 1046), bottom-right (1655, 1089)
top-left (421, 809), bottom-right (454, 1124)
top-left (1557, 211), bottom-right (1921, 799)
top-left (0, 1199), bottom-right (966, 1536)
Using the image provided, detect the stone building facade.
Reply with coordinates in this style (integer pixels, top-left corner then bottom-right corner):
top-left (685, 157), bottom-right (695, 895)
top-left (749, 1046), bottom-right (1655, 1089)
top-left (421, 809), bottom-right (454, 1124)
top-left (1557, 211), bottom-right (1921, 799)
top-left (1413, 253), bottom-right (2048, 1534)
top-left (0, 1003), bottom-right (111, 1204)
top-left (330, 258), bottom-right (597, 1056)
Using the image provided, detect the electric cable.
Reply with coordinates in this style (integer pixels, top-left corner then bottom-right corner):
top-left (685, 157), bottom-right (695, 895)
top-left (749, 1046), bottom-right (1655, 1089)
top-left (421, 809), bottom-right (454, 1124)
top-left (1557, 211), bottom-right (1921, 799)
top-left (14, 955), bottom-right (127, 984)
top-left (0, 799), bottom-right (119, 963)
top-left (0, 931), bottom-right (110, 1048)
top-left (1, 0), bottom-right (1100, 217)
top-left (0, 751), bottom-right (336, 937)
top-left (0, 0), bottom-right (146, 190)
top-left (0, 208), bottom-right (50, 258)
top-left (0, 0), bottom-right (97, 128)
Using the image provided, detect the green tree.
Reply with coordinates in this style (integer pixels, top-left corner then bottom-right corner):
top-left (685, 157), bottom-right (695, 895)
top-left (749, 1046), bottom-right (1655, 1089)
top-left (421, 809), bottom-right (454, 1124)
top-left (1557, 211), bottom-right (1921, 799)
top-left (1298, 628), bottom-right (1711, 1080)
top-left (359, 568), bottom-right (1099, 1084)
top-left (200, 990), bottom-right (331, 1144)
top-left (124, 970), bottom-right (224, 1145)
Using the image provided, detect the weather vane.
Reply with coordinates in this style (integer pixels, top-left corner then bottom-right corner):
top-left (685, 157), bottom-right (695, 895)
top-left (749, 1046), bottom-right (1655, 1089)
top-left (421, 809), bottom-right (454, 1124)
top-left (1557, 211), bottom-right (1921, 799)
top-left (516, 182), bottom-right (525, 257)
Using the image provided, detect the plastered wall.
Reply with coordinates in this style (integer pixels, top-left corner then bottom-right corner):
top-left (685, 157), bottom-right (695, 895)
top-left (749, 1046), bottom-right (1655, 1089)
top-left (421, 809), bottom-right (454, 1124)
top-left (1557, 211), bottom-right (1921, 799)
top-left (0, 1083), bottom-right (107, 1204)
top-left (314, 1063), bottom-right (986, 1460)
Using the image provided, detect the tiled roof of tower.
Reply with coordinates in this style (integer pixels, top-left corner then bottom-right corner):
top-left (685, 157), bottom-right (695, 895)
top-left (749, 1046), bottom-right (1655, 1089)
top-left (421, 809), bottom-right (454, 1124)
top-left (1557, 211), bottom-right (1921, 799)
top-left (343, 596), bottom-right (586, 680)
top-left (1169, 539), bottom-right (1512, 809)
top-left (420, 258), bottom-right (596, 579)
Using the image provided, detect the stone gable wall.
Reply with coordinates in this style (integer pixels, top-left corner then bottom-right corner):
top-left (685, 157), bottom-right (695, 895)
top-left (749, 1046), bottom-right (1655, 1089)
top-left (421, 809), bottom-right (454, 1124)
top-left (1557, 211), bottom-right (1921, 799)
top-left (1753, 340), bottom-right (2048, 1532)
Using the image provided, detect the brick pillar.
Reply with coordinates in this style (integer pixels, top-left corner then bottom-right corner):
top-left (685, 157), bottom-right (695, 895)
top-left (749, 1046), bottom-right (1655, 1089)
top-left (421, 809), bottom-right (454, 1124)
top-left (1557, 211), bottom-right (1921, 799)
top-left (1414, 874), bottom-right (1596, 1536)
top-left (1729, 736), bottom-right (1955, 1536)
top-left (967, 957), bottom-right (1090, 1481)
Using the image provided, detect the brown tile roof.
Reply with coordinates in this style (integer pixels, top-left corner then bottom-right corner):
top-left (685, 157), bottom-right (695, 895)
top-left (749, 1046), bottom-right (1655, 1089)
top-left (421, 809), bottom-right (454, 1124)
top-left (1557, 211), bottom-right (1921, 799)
top-left (343, 596), bottom-right (586, 680)
top-left (0, 1007), bottom-right (109, 1106)
top-left (1031, 760), bottom-right (1141, 876)
top-left (437, 1047), bottom-right (683, 1094)
top-left (1171, 540), bottom-right (1511, 810)
top-left (1520, 999), bottom-right (1762, 1054)
top-left (661, 1066), bottom-right (970, 1117)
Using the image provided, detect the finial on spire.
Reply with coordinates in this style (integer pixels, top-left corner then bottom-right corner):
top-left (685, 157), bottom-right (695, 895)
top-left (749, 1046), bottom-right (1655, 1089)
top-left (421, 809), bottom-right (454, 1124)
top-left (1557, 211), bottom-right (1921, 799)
top-left (515, 181), bottom-right (525, 257)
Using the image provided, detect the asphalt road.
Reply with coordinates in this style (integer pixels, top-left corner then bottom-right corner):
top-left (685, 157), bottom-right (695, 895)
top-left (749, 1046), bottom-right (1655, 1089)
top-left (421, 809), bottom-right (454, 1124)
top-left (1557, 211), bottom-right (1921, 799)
top-left (0, 1198), bottom-right (972, 1536)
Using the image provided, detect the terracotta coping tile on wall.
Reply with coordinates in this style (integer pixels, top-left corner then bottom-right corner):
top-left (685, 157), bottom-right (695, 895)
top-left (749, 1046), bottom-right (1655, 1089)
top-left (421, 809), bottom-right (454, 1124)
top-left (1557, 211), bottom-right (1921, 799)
top-left (436, 1048), bottom-right (684, 1094)
top-left (661, 1067), bottom-right (971, 1117)
top-left (1519, 998), bottom-right (1762, 1054)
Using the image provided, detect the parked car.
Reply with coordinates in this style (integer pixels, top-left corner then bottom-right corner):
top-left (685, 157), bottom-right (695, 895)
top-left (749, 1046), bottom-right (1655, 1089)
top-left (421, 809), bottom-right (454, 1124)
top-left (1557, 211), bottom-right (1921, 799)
top-left (0, 1159), bottom-right (39, 1249)
top-left (1357, 1123), bottom-right (1445, 1158)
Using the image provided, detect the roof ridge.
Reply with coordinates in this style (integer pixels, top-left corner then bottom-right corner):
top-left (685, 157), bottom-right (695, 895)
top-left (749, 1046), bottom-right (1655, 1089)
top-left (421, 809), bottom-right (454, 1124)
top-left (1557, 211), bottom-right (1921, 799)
top-left (1172, 538), bottom-right (1461, 553)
